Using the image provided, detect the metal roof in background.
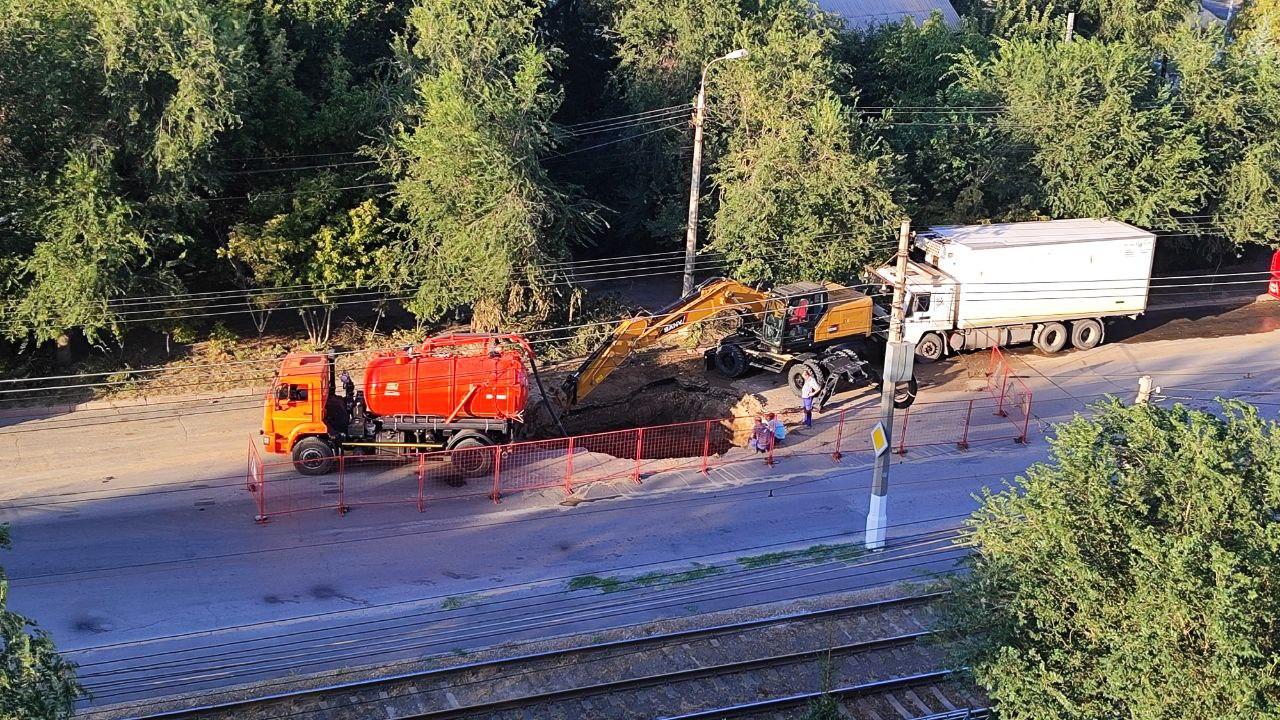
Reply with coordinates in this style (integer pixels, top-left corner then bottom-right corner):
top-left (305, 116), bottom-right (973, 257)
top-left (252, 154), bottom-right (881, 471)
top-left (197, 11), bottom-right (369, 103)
top-left (817, 0), bottom-right (960, 28)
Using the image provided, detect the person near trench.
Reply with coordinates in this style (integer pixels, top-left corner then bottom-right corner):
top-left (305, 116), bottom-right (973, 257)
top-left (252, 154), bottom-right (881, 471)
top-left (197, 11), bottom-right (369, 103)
top-left (800, 369), bottom-right (821, 428)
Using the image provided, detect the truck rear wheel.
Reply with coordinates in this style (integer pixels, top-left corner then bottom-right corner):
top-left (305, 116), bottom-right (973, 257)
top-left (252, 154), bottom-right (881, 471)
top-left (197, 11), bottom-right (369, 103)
top-left (914, 333), bottom-right (945, 364)
top-left (292, 437), bottom-right (336, 476)
top-left (446, 432), bottom-right (495, 481)
top-left (1033, 322), bottom-right (1068, 353)
top-left (1071, 319), bottom-right (1104, 350)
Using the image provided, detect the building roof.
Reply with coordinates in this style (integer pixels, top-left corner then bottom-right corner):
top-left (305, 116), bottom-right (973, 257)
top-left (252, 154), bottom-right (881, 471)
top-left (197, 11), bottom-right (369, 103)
top-left (817, 0), bottom-right (960, 28)
top-left (923, 218), bottom-right (1155, 250)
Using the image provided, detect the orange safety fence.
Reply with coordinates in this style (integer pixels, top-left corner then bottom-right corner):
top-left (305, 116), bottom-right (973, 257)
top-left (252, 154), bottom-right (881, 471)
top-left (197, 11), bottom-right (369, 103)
top-left (246, 383), bottom-right (1036, 523)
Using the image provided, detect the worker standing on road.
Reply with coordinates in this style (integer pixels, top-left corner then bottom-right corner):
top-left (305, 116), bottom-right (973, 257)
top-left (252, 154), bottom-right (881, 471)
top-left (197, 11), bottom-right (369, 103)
top-left (800, 370), bottom-right (821, 428)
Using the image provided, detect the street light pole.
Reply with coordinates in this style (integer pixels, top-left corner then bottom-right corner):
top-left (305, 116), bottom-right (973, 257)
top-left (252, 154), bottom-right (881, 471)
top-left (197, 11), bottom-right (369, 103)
top-left (682, 49), bottom-right (748, 297)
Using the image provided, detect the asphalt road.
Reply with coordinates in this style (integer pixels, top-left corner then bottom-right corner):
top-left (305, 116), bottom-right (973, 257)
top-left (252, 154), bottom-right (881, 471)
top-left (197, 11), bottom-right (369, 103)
top-left (1, 296), bottom-right (1277, 715)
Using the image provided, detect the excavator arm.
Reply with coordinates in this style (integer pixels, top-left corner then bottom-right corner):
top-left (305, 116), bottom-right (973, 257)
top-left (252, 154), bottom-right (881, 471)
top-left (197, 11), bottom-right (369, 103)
top-left (559, 277), bottom-right (767, 407)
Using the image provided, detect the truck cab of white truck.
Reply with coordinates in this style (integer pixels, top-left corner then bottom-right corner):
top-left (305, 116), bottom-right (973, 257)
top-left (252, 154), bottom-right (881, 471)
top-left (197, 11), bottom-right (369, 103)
top-left (872, 218), bottom-right (1157, 363)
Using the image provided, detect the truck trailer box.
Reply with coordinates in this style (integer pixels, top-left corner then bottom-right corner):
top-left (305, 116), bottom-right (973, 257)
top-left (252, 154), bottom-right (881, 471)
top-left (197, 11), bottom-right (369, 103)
top-left (918, 218), bottom-right (1156, 328)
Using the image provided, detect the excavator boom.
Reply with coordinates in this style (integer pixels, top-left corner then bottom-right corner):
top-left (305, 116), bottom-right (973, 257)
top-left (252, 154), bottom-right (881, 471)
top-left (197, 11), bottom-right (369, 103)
top-left (561, 278), bottom-right (766, 406)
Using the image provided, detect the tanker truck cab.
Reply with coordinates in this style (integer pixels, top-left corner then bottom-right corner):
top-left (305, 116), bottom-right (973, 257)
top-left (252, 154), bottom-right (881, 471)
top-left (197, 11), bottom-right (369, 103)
top-left (262, 353), bottom-right (332, 457)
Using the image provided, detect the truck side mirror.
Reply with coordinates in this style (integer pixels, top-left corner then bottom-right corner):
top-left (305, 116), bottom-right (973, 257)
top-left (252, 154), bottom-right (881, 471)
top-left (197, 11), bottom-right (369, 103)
top-left (275, 385), bottom-right (289, 404)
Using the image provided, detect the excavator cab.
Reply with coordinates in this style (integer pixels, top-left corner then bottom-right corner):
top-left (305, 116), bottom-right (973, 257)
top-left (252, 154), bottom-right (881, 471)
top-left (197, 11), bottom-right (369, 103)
top-left (761, 283), bottom-right (827, 350)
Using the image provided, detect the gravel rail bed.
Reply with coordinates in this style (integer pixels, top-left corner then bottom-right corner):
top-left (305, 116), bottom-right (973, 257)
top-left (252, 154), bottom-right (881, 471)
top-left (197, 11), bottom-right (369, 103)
top-left (134, 592), bottom-right (957, 720)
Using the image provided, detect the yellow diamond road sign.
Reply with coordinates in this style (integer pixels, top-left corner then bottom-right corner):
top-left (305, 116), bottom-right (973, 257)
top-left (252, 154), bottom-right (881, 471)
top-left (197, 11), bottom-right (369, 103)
top-left (871, 422), bottom-right (889, 456)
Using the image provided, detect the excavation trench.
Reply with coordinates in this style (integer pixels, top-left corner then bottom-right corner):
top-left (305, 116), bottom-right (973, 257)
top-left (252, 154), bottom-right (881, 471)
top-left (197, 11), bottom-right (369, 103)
top-left (534, 378), bottom-right (764, 460)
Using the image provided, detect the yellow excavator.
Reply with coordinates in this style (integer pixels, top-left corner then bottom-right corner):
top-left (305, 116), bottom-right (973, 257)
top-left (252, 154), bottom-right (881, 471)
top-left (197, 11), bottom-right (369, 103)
top-left (560, 277), bottom-right (917, 411)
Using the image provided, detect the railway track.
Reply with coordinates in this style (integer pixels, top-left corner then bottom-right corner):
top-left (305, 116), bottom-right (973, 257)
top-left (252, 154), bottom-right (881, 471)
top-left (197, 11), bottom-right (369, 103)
top-left (129, 591), bottom-right (983, 720)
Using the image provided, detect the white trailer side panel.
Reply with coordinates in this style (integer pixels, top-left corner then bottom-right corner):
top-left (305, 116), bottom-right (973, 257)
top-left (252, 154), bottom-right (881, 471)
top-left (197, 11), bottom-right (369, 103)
top-left (925, 220), bottom-right (1156, 329)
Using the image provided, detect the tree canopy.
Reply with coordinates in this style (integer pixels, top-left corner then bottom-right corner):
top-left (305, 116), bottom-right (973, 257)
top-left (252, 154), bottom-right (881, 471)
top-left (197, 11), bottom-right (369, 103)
top-left (0, 525), bottom-right (81, 719)
top-left (940, 399), bottom-right (1280, 719)
top-left (1, 0), bottom-right (1277, 356)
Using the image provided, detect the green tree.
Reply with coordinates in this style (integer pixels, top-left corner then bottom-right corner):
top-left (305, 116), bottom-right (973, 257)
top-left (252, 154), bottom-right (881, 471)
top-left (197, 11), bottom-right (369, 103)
top-left (0, 0), bottom-right (249, 347)
top-left (382, 0), bottom-right (592, 330)
top-left (605, 0), bottom-right (903, 283)
top-left (0, 525), bottom-right (82, 719)
top-left (221, 177), bottom-right (386, 343)
top-left (843, 16), bottom-right (1038, 223)
top-left (4, 152), bottom-right (163, 348)
top-left (706, 0), bottom-right (902, 282)
top-left (940, 399), bottom-right (1280, 719)
top-left (956, 37), bottom-right (1211, 229)
top-left (1162, 24), bottom-right (1280, 249)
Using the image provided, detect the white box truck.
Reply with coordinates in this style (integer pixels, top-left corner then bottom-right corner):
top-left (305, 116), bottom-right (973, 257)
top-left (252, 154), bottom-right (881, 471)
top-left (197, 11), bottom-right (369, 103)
top-left (871, 218), bottom-right (1157, 362)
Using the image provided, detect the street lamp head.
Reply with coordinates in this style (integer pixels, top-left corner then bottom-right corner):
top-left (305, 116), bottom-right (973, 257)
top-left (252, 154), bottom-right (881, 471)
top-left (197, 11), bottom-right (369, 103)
top-left (722, 49), bottom-right (749, 61)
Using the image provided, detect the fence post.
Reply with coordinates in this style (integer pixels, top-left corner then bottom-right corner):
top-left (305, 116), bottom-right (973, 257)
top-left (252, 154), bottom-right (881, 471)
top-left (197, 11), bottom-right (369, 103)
top-left (894, 405), bottom-right (911, 455)
top-left (832, 409), bottom-right (846, 461)
top-left (416, 453), bottom-right (426, 512)
top-left (491, 446), bottom-right (502, 503)
top-left (337, 454), bottom-right (348, 516)
top-left (254, 460), bottom-right (268, 524)
top-left (564, 436), bottom-right (575, 494)
top-left (632, 428), bottom-right (644, 484)
top-left (1018, 391), bottom-right (1033, 444)
top-left (701, 421), bottom-right (712, 475)
top-left (995, 367), bottom-right (1010, 417)
top-left (958, 399), bottom-right (973, 450)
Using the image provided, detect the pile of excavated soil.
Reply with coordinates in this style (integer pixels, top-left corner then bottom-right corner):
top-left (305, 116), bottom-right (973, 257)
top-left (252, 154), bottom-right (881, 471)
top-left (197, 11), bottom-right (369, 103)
top-left (525, 369), bottom-right (765, 458)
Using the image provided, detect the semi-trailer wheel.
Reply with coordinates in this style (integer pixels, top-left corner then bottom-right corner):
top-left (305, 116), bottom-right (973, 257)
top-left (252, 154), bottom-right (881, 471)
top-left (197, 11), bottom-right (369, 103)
top-left (1070, 318), bottom-right (1104, 350)
top-left (787, 360), bottom-right (827, 399)
top-left (446, 431), bottom-right (495, 482)
top-left (713, 342), bottom-right (750, 378)
top-left (1033, 321), bottom-right (1068, 353)
top-left (292, 436), bottom-right (336, 476)
top-left (914, 333), bottom-right (945, 363)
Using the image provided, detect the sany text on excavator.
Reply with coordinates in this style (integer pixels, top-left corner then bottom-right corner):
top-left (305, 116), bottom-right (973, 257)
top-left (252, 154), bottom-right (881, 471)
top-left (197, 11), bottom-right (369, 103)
top-left (559, 276), bottom-right (918, 411)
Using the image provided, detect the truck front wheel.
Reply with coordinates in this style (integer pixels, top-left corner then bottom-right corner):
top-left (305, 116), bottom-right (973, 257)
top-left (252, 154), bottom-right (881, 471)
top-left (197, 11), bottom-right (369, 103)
top-left (914, 333), bottom-right (945, 364)
top-left (292, 437), bottom-right (336, 476)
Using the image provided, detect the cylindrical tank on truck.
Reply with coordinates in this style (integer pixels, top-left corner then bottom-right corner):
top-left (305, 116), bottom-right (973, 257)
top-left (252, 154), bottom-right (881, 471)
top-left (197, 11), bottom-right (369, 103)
top-left (260, 333), bottom-right (531, 476)
top-left (871, 218), bottom-right (1157, 362)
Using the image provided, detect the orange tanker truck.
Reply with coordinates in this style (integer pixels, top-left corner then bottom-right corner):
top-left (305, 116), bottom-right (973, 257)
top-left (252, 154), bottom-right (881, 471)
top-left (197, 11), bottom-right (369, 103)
top-left (261, 333), bottom-right (533, 476)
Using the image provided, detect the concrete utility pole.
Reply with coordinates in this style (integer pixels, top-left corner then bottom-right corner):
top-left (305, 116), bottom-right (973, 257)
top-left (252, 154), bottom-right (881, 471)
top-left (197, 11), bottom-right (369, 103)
top-left (866, 219), bottom-right (913, 551)
top-left (682, 49), bottom-right (748, 296)
top-left (1064, 12), bottom-right (1076, 42)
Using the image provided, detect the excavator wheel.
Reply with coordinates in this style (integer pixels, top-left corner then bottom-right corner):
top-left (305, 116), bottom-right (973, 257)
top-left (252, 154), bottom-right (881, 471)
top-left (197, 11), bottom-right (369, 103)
top-left (786, 360), bottom-right (827, 399)
top-left (713, 343), bottom-right (751, 379)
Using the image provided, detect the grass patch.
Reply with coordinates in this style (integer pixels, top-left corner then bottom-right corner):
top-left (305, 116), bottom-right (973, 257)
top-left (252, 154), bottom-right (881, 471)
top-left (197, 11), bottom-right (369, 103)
top-left (567, 563), bottom-right (725, 594)
top-left (440, 593), bottom-right (480, 611)
top-left (566, 575), bottom-right (625, 593)
top-left (736, 543), bottom-right (866, 570)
